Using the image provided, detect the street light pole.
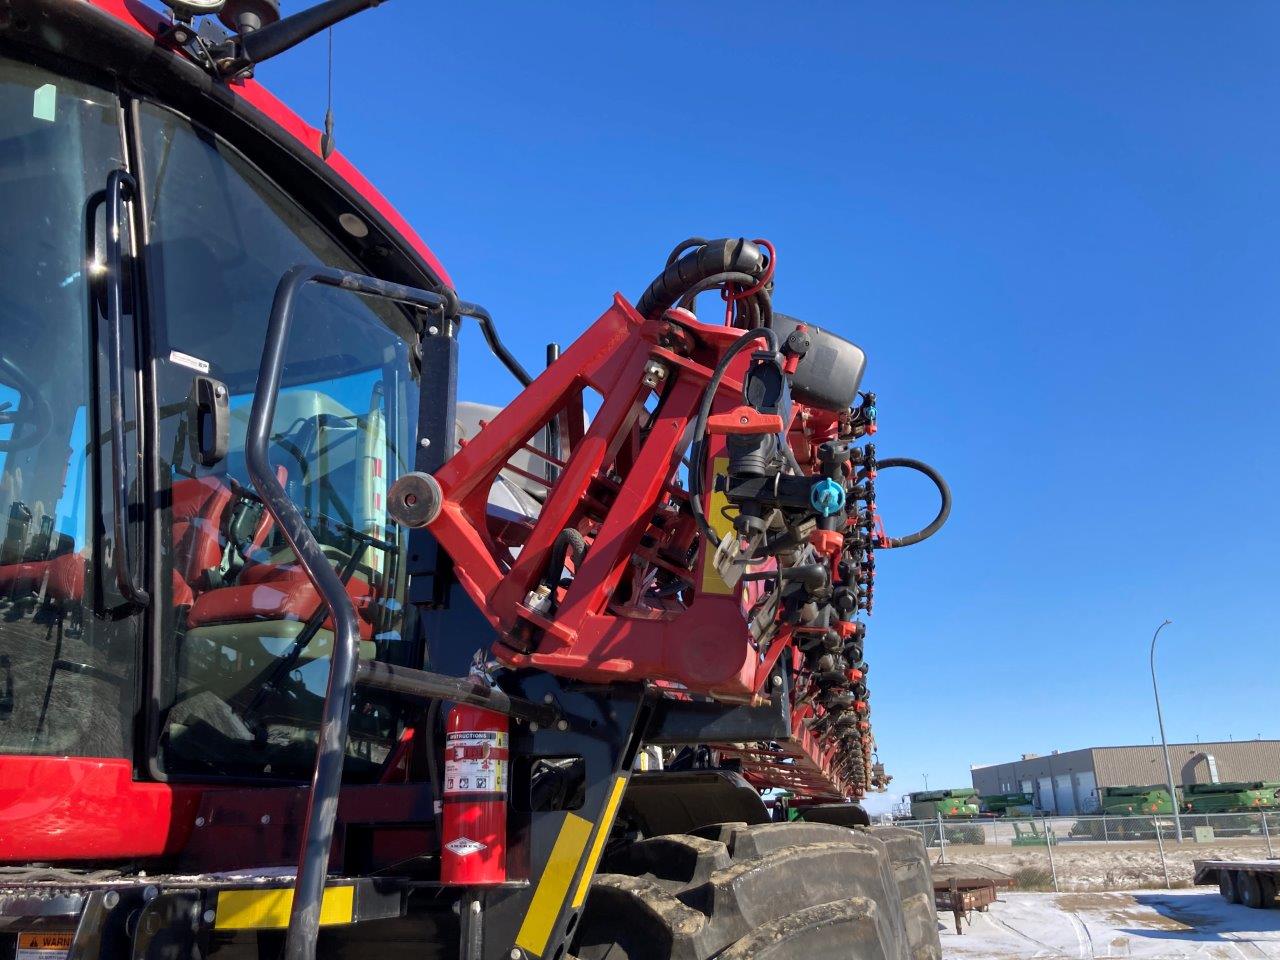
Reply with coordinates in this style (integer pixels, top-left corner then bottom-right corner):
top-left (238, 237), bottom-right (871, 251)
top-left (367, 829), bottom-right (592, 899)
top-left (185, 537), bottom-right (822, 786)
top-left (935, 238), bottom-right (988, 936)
top-left (1149, 619), bottom-right (1184, 842)
top-left (923, 773), bottom-right (929, 791)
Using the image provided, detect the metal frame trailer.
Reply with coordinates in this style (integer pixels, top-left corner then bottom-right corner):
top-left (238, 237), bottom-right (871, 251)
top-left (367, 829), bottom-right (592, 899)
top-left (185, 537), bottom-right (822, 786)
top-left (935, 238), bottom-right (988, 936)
top-left (1195, 860), bottom-right (1280, 909)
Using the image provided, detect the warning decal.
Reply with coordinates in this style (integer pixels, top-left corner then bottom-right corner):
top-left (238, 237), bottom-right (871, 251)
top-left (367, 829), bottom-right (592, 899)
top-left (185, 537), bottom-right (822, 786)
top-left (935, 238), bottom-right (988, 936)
top-left (18, 931), bottom-right (73, 960)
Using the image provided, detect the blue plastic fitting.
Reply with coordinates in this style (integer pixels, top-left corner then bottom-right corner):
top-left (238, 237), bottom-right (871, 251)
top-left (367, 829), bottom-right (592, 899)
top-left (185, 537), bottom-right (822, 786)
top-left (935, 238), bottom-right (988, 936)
top-left (810, 477), bottom-right (846, 517)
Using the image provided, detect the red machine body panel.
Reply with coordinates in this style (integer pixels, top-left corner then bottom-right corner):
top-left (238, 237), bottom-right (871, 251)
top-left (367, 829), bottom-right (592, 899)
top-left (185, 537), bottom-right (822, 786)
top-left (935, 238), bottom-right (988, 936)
top-left (0, 758), bottom-right (203, 861)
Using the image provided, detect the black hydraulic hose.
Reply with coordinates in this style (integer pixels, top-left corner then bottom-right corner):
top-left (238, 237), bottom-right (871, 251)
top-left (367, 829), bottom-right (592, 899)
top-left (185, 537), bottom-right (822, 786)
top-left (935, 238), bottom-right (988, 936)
top-left (688, 327), bottom-right (780, 545)
top-left (456, 300), bottom-right (533, 387)
top-left (543, 527), bottom-right (587, 591)
top-left (666, 236), bottom-right (710, 266)
top-left (675, 271), bottom-right (759, 310)
top-left (673, 270), bottom-right (774, 329)
top-left (874, 457), bottom-right (951, 548)
top-left (636, 238), bottom-right (767, 320)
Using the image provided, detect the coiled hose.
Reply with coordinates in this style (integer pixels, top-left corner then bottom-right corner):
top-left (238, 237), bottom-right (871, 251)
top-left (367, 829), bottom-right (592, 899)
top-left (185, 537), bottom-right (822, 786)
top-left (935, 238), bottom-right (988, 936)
top-left (873, 457), bottom-right (951, 548)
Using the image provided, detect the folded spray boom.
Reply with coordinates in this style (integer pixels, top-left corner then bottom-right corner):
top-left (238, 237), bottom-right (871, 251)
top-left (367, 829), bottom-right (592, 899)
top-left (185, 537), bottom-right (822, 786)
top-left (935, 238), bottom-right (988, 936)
top-left (388, 238), bottom-right (949, 797)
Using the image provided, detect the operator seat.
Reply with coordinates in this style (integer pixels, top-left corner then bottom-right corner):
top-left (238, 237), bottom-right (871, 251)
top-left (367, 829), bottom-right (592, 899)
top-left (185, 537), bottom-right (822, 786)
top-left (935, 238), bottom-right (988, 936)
top-left (169, 474), bottom-right (233, 606)
top-left (184, 558), bottom-right (377, 640)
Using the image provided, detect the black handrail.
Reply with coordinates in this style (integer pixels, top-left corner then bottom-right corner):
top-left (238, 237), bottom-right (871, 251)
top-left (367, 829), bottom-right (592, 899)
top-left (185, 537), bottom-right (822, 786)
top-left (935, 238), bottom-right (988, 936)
top-left (245, 265), bottom-right (448, 960)
top-left (355, 660), bottom-right (558, 727)
top-left (104, 169), bottom-right (149, 608)
top-left (455, 299), bottom-right (533, 386)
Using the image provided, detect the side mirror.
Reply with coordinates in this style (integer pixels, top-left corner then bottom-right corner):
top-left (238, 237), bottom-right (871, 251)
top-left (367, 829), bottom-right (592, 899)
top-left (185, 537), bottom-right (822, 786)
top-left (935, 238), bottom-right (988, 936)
top-left (189, 376), bottom-right (229, 466)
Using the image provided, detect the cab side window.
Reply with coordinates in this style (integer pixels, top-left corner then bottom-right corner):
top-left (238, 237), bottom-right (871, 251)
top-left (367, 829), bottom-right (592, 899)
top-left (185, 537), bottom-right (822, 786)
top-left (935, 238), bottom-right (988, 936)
top-left (138, 102), bottom-right (422, 781)
top-left (0, 59), bottom-right (138, 759)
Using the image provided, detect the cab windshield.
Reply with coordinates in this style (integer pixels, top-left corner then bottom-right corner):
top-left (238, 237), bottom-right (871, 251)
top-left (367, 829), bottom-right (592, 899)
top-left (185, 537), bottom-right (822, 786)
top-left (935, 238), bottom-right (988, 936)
top-left (0, 58), bottom-right (137, 757)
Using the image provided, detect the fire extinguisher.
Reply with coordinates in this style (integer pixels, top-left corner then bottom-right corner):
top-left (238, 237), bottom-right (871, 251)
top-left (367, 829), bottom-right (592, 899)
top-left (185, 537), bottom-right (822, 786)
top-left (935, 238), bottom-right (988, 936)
top-left (441, 704), bottom-right (508, 884)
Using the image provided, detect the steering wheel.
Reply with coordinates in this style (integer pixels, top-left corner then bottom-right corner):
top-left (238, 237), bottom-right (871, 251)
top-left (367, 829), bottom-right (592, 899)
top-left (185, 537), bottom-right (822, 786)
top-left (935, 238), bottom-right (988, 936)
top-left (0, 354), bottom-right (52, 452)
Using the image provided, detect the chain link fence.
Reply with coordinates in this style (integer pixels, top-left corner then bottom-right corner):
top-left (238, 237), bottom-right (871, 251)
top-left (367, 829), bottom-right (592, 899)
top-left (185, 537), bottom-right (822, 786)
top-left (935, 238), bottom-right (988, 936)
top-left (890, 811), bottom-right (1280, 892)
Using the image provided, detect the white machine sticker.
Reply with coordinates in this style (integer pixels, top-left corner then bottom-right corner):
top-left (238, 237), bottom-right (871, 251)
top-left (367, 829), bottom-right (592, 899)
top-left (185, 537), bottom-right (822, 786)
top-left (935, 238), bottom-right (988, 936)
top-left (169, 349), bottom-right (211, 374)
top-left (443, 729), bottom-right (507, 794)
top-left (17, 931), bottom-right (73, 960)
top-left (444, 837), bottom-right (487, 857)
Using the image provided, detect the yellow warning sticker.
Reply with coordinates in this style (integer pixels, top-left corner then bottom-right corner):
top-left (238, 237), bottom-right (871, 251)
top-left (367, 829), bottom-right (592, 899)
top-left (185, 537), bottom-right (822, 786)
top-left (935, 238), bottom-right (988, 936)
top-left (698, 457), bottom-right (737, 595)
top-left (214, 885), bottom-right (354, 930)
top-left (515, 813), bottom-right (593, 955)
top-left (17, 931), bottom-right (73, 960)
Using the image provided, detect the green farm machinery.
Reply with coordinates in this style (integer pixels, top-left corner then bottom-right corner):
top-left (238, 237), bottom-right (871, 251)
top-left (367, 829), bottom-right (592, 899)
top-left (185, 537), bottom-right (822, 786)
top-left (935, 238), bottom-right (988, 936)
top-left (979, 792), bottom-right (1035, 817)
top-left (1183, 782), bottom-right (1280, 814)
top-left (909, 788), bottom-right (980, 820)
top-left (1099, 785), bottom-right (1175, 815)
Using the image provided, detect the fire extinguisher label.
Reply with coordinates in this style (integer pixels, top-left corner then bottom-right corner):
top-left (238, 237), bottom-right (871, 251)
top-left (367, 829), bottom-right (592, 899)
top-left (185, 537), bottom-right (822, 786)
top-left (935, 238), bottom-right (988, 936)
top-left (444, 730), bottom-right (508, 795)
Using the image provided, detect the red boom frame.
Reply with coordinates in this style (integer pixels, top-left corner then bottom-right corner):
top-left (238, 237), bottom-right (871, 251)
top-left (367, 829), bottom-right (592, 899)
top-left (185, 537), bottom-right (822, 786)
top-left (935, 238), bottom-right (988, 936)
top-left (428, 293), bottom-right (878, 799)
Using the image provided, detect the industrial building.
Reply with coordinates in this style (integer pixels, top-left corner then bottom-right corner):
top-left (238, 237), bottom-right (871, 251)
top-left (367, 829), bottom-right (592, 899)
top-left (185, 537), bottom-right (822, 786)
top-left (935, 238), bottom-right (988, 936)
top-left (971, 740), bottom-right (1280, 815)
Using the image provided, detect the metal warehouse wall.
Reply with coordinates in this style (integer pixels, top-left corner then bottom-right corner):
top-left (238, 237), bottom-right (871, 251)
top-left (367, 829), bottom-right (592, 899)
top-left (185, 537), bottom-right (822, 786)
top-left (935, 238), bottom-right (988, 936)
top-left (1092, 741), bottom-right (1280, 787)
top-left (970, 748), bottom-right (1096, 798)
top-left (973, 740), bottom-right (1280, 805)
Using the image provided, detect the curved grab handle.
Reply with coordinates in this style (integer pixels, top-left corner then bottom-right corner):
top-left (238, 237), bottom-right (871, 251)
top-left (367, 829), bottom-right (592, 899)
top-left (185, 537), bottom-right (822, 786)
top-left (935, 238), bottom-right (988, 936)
top-left (104, 169), bottom-right (149, 608)
top-left (245, 264), bottom-right (448, 960)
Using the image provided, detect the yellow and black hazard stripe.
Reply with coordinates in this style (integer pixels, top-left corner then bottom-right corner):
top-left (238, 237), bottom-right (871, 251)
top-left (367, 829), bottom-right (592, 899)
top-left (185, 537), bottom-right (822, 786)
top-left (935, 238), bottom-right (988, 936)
top-left (214, 886), bottom-right (354, 930)
top-left (514, 774), bottom-right (629, 957)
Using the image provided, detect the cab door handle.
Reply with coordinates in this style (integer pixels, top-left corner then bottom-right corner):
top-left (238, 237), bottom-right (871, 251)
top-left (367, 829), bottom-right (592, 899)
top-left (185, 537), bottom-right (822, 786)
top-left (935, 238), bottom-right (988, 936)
top-left (104, 168), bottom-right (149, 608)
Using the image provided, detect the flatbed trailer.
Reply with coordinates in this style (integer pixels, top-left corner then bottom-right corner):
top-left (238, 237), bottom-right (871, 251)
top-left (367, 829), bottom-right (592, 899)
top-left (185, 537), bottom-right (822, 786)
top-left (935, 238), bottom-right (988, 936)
top-left (930, 868), bottom-right (1013, 935)
top-left (1194, 859), bottom-right (1280, 908)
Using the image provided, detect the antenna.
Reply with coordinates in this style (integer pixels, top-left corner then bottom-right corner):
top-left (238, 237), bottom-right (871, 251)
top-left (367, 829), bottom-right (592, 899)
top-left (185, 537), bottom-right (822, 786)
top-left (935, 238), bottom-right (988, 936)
top-left (320, 28), bottom-right (336, 159)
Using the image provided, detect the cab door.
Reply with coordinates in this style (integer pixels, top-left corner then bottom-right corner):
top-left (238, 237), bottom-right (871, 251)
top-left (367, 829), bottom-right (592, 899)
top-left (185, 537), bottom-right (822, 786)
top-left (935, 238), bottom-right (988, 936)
top-left (132, 101), bottom-right (424, 783)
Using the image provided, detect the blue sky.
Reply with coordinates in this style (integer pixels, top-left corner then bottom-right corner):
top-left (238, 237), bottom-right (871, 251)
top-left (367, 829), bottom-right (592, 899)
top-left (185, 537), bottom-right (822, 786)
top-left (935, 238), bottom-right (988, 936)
top-left (260, 2), bottom-right (1280, 802)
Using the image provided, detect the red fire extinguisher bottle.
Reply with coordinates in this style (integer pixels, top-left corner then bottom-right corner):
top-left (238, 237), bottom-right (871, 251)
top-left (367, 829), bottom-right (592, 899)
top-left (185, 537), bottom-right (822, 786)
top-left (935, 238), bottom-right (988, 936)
top-left (441, 704), bottom-right (508, 884)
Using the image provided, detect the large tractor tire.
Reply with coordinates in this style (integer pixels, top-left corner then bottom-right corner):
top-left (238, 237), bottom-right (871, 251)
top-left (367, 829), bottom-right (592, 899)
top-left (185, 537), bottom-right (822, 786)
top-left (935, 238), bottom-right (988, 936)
top-left (573, 821), bottom-right (911, 960)
top-left (863, 826), bottom-right (942, 960)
